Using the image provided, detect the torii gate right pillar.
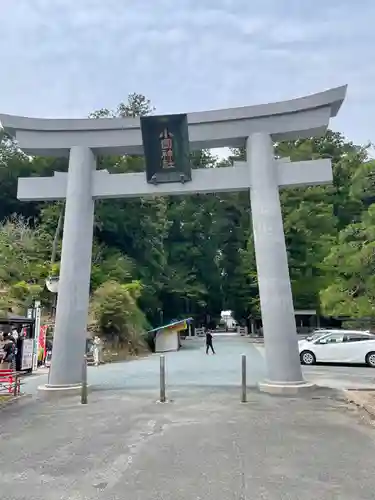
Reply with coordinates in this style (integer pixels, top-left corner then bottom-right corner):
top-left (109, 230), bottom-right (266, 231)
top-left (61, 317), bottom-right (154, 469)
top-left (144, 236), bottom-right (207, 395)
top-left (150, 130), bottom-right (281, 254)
top-left (248, 133), bottom-right (306, 392)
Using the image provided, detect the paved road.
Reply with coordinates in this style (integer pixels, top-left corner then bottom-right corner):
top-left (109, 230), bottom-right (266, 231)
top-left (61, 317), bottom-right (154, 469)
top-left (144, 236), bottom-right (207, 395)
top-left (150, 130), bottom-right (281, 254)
top-left (23, 335), bottom-right (375, 395)
top-left (24, 336), bottom-right (266, 395)
top-left (1, 385), bottom-right (375, 499)
top-left (303, 364), bottom-right (375, 390)
top-left (3, 336), bottom-right (375, 499)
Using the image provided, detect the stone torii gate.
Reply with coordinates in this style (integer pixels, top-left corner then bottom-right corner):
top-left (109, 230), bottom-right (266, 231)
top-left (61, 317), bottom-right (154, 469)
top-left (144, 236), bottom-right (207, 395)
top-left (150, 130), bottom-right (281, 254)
top-left (0, 85), bottom-right (347, 396)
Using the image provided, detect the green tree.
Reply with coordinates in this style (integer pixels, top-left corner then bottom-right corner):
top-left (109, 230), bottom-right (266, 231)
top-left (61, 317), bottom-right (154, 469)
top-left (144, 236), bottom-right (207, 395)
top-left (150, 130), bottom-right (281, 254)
top-left (276, 132), bottom-right (368, 310)
top-left (219, 192), bottom-right (252, 321)
top-left (320, 205), bottom-right (375, 321)
top-left (89, 93), bottom-right (170, 323)
top-left (2, 86), bottom-right (373, 331)
top-left (0, 215), bottom-right (51, 312)
top-left (161, 151), bottom-right (227, 323)
top-left (88, 93), bottom-right (154, 119)
top-left (90, 280), bottom-right (149, 354)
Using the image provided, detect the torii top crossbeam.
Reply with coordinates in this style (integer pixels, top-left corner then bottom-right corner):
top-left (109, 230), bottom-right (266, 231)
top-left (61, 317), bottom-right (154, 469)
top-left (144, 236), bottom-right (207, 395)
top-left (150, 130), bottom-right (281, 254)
top-left (0, 85), bottom-right (347, 157)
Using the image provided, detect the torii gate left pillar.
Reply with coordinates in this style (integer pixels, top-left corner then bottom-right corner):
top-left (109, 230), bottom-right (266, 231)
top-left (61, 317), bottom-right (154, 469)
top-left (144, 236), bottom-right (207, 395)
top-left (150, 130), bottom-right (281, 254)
top-left (49, 147), bottom-right (96, 390)
top-left (0, 84), bottom-right (347, 396)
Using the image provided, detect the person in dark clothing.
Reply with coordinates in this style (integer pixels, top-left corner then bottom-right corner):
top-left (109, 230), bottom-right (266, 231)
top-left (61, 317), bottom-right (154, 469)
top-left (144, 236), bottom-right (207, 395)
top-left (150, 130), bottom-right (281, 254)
top-left (2, 332), bottom-right (16, 365)
top-left (3, 332), bottom-right (15, 344)
top-left (205, 329), bottom-right (215, 354)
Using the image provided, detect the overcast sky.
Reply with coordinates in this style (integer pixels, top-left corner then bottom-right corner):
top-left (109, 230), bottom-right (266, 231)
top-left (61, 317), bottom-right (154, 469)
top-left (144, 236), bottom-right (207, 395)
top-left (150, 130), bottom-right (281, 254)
top-left (0, 0), bottom-right (374, 148)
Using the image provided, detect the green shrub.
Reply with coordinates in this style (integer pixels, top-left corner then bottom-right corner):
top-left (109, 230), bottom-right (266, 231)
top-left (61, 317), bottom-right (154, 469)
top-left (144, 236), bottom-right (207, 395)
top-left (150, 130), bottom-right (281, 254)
top-left (90, 280), bottom-right (149, 355)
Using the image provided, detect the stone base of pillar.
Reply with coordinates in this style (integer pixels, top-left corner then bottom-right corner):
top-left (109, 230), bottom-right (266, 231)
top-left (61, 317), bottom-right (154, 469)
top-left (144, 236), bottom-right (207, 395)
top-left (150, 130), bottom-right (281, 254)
top-left (258, 380), bottom-right (316, 396)
top-left (37, 383), bottom-right (86, 400)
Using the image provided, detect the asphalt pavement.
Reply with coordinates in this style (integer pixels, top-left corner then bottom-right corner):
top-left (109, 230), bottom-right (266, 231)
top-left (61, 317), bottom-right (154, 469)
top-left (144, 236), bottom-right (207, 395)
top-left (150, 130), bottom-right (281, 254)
top-left (2, 335), bottom-right (375, 499)
top-left (23, 335), bottom-right (375, 395)
top-left (1, 383), bottom-right (375, 499)
top-left (23, 335), bottom-right (266, 395)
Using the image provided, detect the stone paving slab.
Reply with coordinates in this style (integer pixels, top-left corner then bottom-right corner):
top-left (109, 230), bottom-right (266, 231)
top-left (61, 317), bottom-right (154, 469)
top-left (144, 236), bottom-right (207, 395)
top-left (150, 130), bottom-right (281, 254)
top-left (1, 386), bottom-right (375, 499)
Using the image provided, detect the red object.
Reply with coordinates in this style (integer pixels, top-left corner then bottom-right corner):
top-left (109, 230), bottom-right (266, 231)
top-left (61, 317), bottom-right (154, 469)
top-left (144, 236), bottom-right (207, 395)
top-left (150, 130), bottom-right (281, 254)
top-left (39, 325), bottom-right (47, 360)
top-left (39, 326), bottom-right (47, 348)
top-left (0, 369), bottom-right (20, 394)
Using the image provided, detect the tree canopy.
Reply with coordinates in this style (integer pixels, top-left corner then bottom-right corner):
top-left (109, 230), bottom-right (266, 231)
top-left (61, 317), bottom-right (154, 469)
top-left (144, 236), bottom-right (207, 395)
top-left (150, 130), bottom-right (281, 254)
top-left (0, 92), bottom-right (373, 336)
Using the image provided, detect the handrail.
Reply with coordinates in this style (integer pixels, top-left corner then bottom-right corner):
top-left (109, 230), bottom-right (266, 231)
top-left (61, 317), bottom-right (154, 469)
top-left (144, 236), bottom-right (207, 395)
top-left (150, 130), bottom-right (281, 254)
top-left (0, 369), bottom-right (27, 397)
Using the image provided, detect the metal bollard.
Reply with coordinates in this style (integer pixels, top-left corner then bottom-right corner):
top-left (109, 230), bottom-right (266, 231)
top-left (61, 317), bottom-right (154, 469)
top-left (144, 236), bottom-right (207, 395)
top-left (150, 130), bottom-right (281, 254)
top-left (241, 354), bottom-right (247, 403)
top-left (160, 355), bottom-right (166, 403)
top-left (13, 373), bottom-right (18, 397)
top-left (81, 355), bottom-right (88, 405)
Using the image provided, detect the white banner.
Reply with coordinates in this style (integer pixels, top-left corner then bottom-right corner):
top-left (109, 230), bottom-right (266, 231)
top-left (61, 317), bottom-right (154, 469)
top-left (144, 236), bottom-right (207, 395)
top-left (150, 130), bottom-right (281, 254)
top-left (22, 338), bottom-right (33, 370)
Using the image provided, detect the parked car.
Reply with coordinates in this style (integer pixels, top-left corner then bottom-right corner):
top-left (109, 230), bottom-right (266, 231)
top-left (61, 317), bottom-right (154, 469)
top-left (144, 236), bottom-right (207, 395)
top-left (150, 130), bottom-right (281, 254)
top-left (298, 330), bottom-right (375, 367)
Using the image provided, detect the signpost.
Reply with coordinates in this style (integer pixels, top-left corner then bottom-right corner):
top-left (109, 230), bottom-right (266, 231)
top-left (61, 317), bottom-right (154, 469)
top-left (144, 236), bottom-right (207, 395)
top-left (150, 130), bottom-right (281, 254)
top-left (141, 113), bottom-right (191, 184)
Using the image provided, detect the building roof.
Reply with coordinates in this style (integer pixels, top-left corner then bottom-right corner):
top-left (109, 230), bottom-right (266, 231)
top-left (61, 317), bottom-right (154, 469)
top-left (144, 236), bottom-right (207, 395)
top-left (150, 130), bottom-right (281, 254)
top-left (147, 317), bottom-right (193, 334)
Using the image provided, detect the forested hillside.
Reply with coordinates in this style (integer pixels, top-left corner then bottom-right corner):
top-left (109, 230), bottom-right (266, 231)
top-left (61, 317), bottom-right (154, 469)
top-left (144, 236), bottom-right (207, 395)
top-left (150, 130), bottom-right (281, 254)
top-left (0, 93), bottom-right (374, 341)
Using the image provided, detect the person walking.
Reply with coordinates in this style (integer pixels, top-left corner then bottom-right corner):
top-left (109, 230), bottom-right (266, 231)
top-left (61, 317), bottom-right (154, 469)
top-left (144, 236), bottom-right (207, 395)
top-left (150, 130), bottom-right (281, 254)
top-left (205, 328), bottom-right (215, 355)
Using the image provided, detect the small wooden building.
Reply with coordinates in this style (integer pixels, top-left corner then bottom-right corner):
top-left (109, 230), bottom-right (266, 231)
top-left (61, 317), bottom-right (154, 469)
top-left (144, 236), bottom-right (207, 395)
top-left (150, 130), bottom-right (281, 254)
top-left (148, 318), bottom-right (193, 353)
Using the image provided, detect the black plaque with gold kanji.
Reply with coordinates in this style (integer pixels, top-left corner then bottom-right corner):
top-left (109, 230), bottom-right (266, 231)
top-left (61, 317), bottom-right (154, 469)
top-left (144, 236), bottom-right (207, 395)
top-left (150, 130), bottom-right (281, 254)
top-left (141, 113), bottom-right (191, 184)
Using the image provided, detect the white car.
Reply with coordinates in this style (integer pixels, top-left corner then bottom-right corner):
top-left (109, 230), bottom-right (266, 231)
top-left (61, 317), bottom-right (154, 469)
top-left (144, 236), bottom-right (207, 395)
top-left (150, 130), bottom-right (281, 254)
top-left (298, 330), bottom-right (375, 367)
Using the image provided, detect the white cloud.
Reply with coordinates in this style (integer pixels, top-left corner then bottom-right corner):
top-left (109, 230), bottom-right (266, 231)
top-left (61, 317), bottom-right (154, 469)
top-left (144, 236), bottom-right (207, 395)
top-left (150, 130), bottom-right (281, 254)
top-left (0, 0), bottom-right (374, 146)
